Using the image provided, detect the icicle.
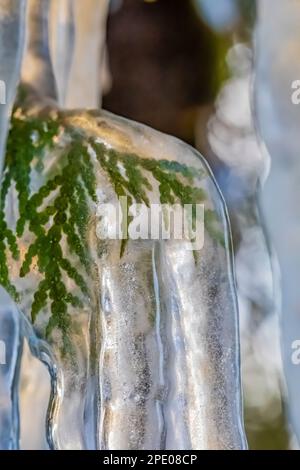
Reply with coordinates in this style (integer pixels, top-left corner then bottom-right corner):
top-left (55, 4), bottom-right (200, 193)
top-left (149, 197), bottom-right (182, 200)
top-left (255, 0), bottom-right (300, 445)
top-left (17, 0), bottom-right (111, 449)
top-left (49, 0), bottom-right (75, 107)
top-left (0, 0), bottom-right (26, 450)
top-left (0, 0), bottom-right (246, 449)
top-left (49, 0), bottom-right (110, 108)
top-left (0, 288), bottom-right (23, 449)
top-left (0, 102), bottom-right (247, 448)
top-left (64, 0), bottom-right (110, 108)
top-left (0, 0), bottom-right (26, 172)
top-left (21, 0), bottom-right (58, 100)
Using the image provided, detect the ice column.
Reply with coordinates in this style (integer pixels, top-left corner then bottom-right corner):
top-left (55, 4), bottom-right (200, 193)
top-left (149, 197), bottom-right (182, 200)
top-left (64, 0), bottom-right (109, 109)
top-left (0, 0), bottom-right (26, 172)
top-left (1, 103), bottom-right (247, 449)
top-left (22, 0), bottom-right (57, 100)
top-left (0, 0), bottom-right (26, 450)
top-left (0, 0), bottom-right (246, 449)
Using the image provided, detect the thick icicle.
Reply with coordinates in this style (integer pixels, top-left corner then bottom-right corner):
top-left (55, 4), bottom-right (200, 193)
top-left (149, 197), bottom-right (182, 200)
top-left (16, 0), bottom-right (60, 450)
top-left (0, 288), bottom-right (22, 449)
top-left (0, 0), bottom-right (26, 450)
top-left (0, 0), bottom-right (246, 449)
top-left (255, 0), bottom-right (300, 444)
top-left (49, 0), bottom-right (110, 109)
top-left (49, 0), bottom-right (75, 107)
top-left (0, 0), bottom-right (26, 172)
top-left (22, 0), bottom-right (58, 100)
top-left (64, 0), bottom-right (110, 109)
top-left (0, 102), bottom-right (247, 449)
top-left (17, 0), bottom-right (111, 449)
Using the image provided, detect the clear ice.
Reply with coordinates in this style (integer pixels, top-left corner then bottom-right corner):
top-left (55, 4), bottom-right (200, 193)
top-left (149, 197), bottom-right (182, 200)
top-left (0, 0), bottom-right (246, 450)
top-left (0, 0), bottom-right (26, 450)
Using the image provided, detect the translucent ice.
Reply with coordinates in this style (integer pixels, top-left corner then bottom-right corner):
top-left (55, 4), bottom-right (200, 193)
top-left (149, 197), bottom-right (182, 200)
top-left (49, 0), bottom-right (75, 106)
top-left (0, 0), bottom-right (26, 171)
top-left (0, 0), bottom-right (246, 450)
top-left (0, 288), bottom-right (22, 449)
top-left (61, 0), bottom-right (109, 109)
top-left (22, 0), bottom-right (57, 101)
top-left (0, 100), bottom-right (247, 449)
top-left (49, 0), bottom-right (109, 108)
top-left (0, 0), bottom-right (26, 450)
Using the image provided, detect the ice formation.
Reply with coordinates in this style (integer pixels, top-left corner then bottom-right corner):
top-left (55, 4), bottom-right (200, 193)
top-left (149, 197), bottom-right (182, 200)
top-left (0, 0), bottom-right (26, 171)
top-left (20, 0), bottom-right (109, 449)
top-left (0, 0), bottom-right (246, 450)
top-left (65, 0), bottom-right (109, 109)
top-left (0, 0), bottom-right (26, 450)
top-left (0, 102), bottom-right (246, 449)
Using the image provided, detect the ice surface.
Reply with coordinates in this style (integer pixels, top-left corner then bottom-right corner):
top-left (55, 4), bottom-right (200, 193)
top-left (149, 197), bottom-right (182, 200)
top-left (9, 0), bottom-right (111, 449)
top-left (0, 102), bottom-right (247, 449)
top-left (0, 0), bottom-right (246, 450)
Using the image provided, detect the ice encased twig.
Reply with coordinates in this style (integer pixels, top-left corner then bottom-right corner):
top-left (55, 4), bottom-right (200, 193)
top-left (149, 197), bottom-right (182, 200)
top-left (1, 104), bottom-right (247, 449)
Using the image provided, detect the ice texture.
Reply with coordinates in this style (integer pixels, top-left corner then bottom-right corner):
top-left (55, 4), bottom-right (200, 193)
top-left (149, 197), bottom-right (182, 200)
top-left (0, 0), bottom-right (246, 450)
top-left (0, 102), bottom-right (247, 449)
top-left (13, 0), bottom-right (110, 449)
